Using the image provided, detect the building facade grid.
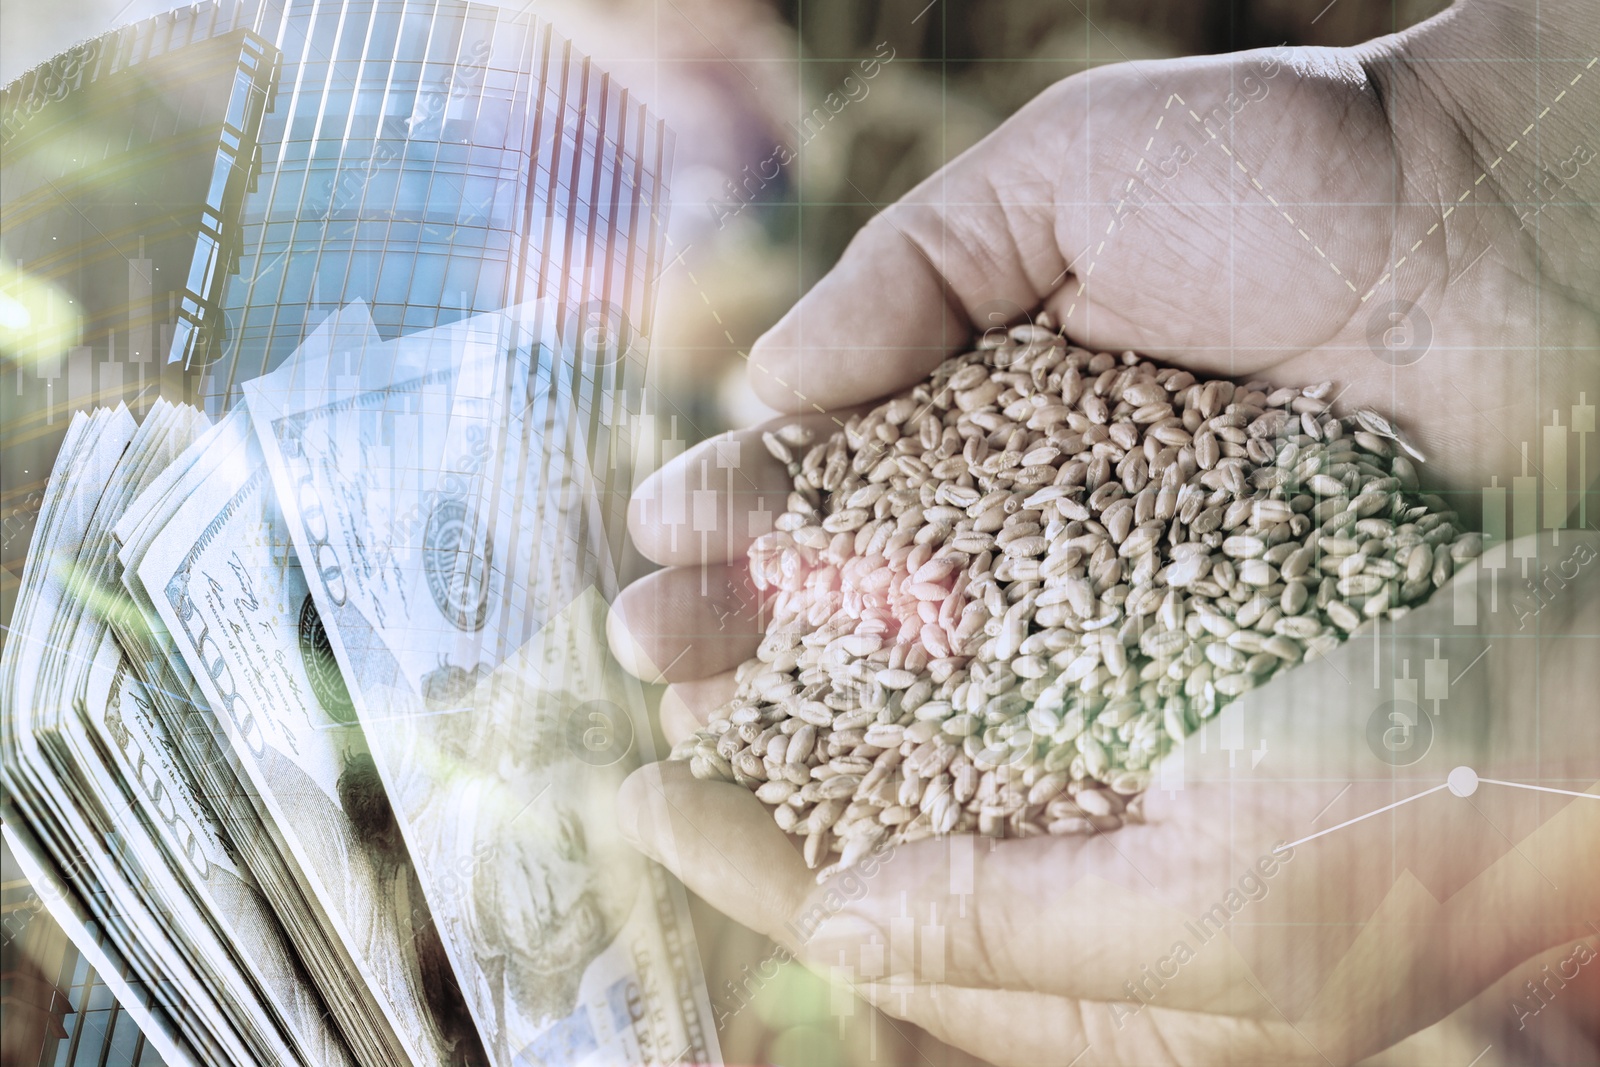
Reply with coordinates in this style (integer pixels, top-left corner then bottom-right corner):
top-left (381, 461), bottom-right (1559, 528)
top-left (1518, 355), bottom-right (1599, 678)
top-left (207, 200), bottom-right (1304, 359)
top-left (4, 0), bottom-right (669, 618)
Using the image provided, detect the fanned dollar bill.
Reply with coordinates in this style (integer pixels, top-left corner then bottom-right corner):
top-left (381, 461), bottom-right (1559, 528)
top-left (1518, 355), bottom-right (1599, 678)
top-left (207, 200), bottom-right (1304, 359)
top-left (78, 631), bottom-right (359, 1067)
top-left (40, 400), bottom-right (346, 1067)
top-left (0, 817), bottom-right (195, 1067)
top-left (130, 406), bottom-right (481, 1067)
top-left (2, 404), bottom-right (269, 1067)
top-left (244, 302), bottom-right (720, 1066)
top-left (2, 405), bottom-right (242, 1065)
top-left (1, 407), bottom-right (202, 1067)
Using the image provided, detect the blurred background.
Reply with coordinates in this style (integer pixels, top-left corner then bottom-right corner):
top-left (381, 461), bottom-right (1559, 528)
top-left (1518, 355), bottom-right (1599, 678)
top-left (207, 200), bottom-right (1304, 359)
top-left (544, 0), bottom-right (1454, 472)
top-left (2, 0), bottom-right (1450, 1064)
top-left (3, 0), bottom-right (1451, 457)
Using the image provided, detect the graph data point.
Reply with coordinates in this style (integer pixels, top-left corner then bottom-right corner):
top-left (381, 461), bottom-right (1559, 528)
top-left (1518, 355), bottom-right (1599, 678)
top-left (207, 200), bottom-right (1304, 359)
top-left (1448, 766), bottom-right (1479, 798)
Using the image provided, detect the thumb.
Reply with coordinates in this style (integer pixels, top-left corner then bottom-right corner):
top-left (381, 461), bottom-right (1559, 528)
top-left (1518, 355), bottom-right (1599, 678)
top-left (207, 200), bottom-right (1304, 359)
top-left (747, 88), bottom-right (1077, 415)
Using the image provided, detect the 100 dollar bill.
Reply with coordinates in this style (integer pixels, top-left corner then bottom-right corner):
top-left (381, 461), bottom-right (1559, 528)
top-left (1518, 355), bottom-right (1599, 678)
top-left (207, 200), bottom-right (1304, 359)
top-left (134, 407), bottom-right (477, 1067)
top-left (243, 303), bottom-right (718, 1066)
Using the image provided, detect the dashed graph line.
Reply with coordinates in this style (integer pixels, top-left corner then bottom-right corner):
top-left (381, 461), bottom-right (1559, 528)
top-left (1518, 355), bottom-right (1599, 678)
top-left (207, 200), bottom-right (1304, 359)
top-left (1359, 56), bottom-right (1598, 303)
top-left (673, 57), bottom-right (1598, 401)
top-left (661, 230), bottom-right (846, 427)
top-left (1054, 91), bottom-right (1193, 318)
top-left (1059, 81), bottom-right (1362, 316)
top-left (1177, 103), bottom-right (1359, 293)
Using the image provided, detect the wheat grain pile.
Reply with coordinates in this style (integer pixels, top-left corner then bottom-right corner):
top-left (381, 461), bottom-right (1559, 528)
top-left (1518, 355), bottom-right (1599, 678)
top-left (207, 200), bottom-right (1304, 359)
top-left (670, 322), bottom-right (1479, 879)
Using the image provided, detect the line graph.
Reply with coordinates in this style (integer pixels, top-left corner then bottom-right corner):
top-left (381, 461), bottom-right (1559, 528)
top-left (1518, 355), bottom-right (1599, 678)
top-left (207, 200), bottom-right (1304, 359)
top-left (1276, 768), bottom-right (1600, 853)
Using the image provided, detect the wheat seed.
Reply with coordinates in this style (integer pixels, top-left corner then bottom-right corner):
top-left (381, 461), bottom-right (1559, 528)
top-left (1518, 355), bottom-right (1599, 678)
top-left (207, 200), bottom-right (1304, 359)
top-left (669, 323), bottom-right (1475, 877)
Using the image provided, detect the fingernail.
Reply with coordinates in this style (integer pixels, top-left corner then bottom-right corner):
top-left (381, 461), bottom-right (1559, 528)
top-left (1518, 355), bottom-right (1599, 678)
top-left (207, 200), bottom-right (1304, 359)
top-left (802, 912), bottom-right (884, 957)
top-left (604, 601), bottom-right (655, 679)
top-left (614, 766), bottom-right (663, 863)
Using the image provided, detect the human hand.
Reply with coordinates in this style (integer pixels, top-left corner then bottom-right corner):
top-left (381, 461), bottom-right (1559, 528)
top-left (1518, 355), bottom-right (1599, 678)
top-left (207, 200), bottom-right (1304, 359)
top-left (611, 1), bottom-right (1600, 1061)
top-left (727, 0), bottom-right (1600, 499)
top-left (618, 530), bottom-right (1600, 1065)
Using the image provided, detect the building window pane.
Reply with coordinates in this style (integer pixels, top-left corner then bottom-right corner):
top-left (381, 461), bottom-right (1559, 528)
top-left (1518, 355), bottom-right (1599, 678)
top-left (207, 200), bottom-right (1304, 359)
top-left (425, 13), bottom-right (463, 66)
top-left (361, 165), bottom-right (400, 215)
top-left (334, 8), bottom-right (371, 61)
top-left (267, 171), bottom-right (306, 220)
top-left (317, 251), bottom-right (350, 297)
top-left (474, 97), bottom-right (510, 147)
top-left (281, 253), bottom-right (317, 303)
top-left (318, 87), bottom-right (352, 140)
top-left (370, 303), bottom-right (404, 335)
top-left (455, 175), bottom-right (492, 225)
top-left (368, 11), bottom-right (401, 58)
top-left (348, 87), bottom-right (384, 140)
top-left (346, 251), bottom-right (381, 300)
top-left (475, 258), bottom-right (508, 309)
top-left (287, 91), bottom-right (321, 140)
top-left (377, 255), bottom-right (412, 303)
top-left (395, 170), bottom-right (430, 216)
top-left (301, 167), bottom-right (334, 216)
top-left (444, 256), bottom-right (478, 300)
top-left (249, 254), bottom-right (288, 308)
top-left (425, 171), bottom-right (462, 219)
top-left (407, 253), bottom-right (447, 304)
top-left (104, 1009), bottom-right (143, 1067)
top-left (395, 11), bottom-right (431, 62)
top-left (383, 84), bottom-right (416, 121)
top-left (75, 1009), bottom-right (114, 1058)
top-left (306, 5), bottom-right (344, 59)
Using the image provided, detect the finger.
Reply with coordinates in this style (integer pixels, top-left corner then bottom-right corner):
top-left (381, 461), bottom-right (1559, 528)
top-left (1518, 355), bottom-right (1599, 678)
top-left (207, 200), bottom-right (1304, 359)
top-left (796, 825), bottom-right (1281, 1016)
top-left (859, 981), bottom-right (1322, 1067)
top-left (659, 670), bottom-right (738, 745)
top-left (616, 751), bottom-right (1266, 1016)
top-left (747, 90), bottom-right (1075, 414)
top-left (606, 562), bottom-right (767, 683)
top-left (790, 559), bottom-right (1580, 1008)
top-left (628, 413), bottom-right (849, 567)
top-left (617, 760), bottom-right (813, 938)
top-left (617, 736), bottom-right (1277, 1013)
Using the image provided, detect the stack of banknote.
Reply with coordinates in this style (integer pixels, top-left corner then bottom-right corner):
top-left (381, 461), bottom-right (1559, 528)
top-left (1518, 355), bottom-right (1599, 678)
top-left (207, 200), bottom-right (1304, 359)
top-left (1, 302), bottom-right (719, 1067)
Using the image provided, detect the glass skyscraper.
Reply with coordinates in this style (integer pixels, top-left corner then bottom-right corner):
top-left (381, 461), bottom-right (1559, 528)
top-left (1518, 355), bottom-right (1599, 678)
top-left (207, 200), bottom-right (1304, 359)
top-left (3, 836), bottom-right (168, 1066)
top-left (1, 4), bottom-right (673, 1063)
top-left (3, 0), bottom-right (671, 619)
